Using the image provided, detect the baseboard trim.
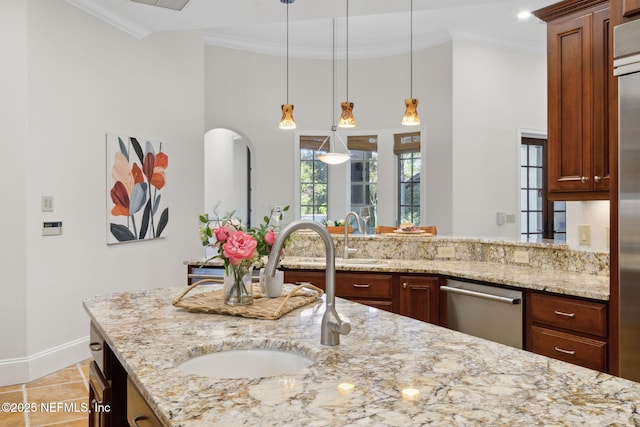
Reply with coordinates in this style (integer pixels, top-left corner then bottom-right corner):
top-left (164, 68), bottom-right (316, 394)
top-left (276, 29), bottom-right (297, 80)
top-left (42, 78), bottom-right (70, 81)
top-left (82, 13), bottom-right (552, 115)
top-left (0, 336), bottom-right (91, 386)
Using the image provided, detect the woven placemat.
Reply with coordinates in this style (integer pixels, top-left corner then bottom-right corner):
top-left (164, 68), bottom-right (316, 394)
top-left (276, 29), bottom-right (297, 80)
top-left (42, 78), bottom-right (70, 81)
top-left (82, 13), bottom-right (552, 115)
top-left (172, 279), bottom-right (324, 320)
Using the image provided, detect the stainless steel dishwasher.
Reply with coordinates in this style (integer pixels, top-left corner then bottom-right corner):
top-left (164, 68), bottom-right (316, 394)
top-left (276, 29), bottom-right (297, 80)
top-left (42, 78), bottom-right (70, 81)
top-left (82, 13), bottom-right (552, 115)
top-left (441, 279), bottom-right (523, 349)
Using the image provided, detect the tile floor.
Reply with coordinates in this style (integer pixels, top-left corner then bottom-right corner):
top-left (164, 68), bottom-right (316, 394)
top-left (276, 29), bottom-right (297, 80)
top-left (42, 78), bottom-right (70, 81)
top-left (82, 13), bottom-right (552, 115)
top-left (0, 359), bottom-right (91, 427)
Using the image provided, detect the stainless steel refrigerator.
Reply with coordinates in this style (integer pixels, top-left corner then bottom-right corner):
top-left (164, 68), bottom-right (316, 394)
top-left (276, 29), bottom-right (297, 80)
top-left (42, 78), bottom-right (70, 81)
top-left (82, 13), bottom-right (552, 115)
top-left (615, 19), bottom-right (640, 382)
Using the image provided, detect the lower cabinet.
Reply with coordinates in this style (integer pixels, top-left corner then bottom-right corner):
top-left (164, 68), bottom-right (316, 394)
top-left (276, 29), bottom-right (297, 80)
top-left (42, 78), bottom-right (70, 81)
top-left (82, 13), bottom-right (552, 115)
top-left (398, 275), bottom-right (442, 324)
top-left (127, 377), bottom-right (163, 427)
top-left (283, 269), bottom-right (443, 323)
top-left (526, 291), bottom-right (608, 372)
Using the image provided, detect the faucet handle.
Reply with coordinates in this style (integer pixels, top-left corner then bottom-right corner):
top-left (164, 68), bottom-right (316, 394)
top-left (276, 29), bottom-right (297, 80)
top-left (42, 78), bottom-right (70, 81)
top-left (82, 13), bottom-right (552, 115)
top-left (330, 319), bottom-right (351, 335)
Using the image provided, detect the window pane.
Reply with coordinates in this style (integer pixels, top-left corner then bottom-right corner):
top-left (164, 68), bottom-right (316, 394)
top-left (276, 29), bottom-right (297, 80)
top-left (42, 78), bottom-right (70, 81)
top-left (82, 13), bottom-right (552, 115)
top-left (554, 211), bottom-right (566, 232)
top-left (521, 166), bottom-right (528, 188)
top-left (528, 168), bottom-right (542, 189)
top-left (529, 145), bottom-right (543, 167)
top-left (529, 212), bottom-right (542, 232)
top-left (528, 190), bottom-right (542, 210)
top-left (351, 184), bottom-right (363, 205)
top-left (521, 212), bottom-right (528, 233)
top-left (520, 145), bottom-right (528, 166)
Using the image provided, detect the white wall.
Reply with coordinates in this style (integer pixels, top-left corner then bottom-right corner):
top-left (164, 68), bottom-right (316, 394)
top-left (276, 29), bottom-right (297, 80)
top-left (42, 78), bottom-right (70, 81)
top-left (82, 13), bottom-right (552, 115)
top-left (451, 39), bottom-right (548, 238)
top-left (0, 0), bottom-right (28, 377)
top-left (0, 0), bottom-right (206, 386)
top-left (205, 42), bottom-right (454, 231)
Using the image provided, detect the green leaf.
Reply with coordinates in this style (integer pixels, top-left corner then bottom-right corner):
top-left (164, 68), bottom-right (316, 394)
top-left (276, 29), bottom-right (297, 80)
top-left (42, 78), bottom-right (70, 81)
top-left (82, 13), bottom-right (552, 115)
top-left (110, 223), bottom-right (136, 241)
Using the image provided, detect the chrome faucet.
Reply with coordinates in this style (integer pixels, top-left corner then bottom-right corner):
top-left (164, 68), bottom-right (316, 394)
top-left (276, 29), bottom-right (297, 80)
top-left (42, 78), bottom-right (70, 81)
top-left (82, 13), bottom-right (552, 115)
top-left (343, 211), bottom-right (363, 259)
top-left (265, 220), bottom-right (351, 346)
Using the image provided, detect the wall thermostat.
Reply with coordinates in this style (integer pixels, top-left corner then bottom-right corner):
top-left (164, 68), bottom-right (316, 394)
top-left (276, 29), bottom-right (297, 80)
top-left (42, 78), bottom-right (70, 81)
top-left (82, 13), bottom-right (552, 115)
top-left (42, 221), bottom-right (63, 236)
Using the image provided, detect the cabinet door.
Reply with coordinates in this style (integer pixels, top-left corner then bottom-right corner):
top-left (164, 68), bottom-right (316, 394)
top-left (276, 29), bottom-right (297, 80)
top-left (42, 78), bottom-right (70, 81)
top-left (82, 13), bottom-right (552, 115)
top-left (398, 276), bottom-right (440, 324)
top-left (592, 7), bottom-right (611, 192)
top-left (88, 361), bottom-right (110, 427)
top-left (547, 12), bottom-right (594, 193)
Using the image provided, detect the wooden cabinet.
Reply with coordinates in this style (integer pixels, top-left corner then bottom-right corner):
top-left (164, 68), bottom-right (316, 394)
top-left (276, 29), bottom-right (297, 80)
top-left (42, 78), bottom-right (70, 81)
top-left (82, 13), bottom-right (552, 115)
top-left (283, 269), bottom-right (445, 321)
top-left (398, 275), bottom-right (441, 324)
top-left (526, 291), bottom-right (608, 372)
top-left (88, 322), bottom-right (127, 427)
top-left (283, 269), bottom-right (394, 312)
top-left (623, 0), bottom-right (640, 18)
top-left (127, 377), bottom-right (163, 427)
top-left (535, 0), bottom-right (611, 200)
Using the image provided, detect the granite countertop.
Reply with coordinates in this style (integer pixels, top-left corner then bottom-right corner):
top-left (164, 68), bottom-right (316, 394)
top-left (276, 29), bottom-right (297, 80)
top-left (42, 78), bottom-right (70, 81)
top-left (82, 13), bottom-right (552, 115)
top-left (279, 256), bottom-right (610, 301)
top-left (84, 286), bottom-right (639, 426)
top-left (186, 257), bottom-right (609, 301)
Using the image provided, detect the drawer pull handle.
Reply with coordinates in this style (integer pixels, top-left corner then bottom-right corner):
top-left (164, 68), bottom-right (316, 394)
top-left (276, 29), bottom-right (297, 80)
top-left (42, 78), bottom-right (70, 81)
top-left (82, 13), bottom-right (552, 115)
top-left (89, 342), bottom-right (103, 352)
top-left (132, 415), bottom-right (148, 426)
top-left (554, 310), bottom-right (576, 318)
top-left (554, 346), bottom-right (576, 355)
top-left (353, 284), bottom-right (371, 289)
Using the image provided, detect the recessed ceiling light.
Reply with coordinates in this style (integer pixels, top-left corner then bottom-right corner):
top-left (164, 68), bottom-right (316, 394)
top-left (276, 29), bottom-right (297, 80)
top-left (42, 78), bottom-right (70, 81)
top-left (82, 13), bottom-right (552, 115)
top-left (130, 0), bottom-right (190, 11)
top-left (518, 10), bottom-right (533, 20)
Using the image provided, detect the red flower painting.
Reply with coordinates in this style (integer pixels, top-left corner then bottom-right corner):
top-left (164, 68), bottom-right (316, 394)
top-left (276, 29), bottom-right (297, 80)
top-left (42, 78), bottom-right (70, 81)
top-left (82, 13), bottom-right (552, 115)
top-left (108, 135), bottom-right (169, 243)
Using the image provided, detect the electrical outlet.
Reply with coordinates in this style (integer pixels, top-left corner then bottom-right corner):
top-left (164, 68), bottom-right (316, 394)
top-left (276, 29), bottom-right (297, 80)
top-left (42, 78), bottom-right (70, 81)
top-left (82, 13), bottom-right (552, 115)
top-left (578, 224), bottom-right (591, 246)
top-left (514, 250), bottom-right (529, 264)
top-left (437, 246), bottom-right (456, 259)
top-left (505, 213), bottom-right (516, 224)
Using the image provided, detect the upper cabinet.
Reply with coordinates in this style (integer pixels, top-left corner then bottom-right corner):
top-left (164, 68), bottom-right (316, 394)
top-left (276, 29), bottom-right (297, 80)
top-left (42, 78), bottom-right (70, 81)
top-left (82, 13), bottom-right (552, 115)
top-left (622, 0), bottom-right (640, 18)
top-left (535, 0), bottom-right (612, 200)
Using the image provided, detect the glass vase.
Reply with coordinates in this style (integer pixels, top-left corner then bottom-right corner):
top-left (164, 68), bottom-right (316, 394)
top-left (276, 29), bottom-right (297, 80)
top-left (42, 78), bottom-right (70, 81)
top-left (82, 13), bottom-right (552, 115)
top-left (224, 264), bottom-right (253, 306)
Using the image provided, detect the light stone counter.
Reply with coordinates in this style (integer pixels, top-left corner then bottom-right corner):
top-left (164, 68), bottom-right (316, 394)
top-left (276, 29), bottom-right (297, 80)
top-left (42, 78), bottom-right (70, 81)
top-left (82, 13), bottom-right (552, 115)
top-left (85, 287), bottom-right (638, 426)
top-left (280, 257), bottom-right (610, 301)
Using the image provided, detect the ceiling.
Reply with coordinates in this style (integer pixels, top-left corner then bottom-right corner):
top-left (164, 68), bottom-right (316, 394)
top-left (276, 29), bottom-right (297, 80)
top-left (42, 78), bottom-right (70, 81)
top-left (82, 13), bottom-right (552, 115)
top-left (65, 0), bottom-right (558, 58)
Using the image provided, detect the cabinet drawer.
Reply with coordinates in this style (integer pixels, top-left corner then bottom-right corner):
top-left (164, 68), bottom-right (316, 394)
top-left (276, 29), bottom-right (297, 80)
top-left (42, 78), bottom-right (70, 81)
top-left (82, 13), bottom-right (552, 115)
top-left (127, 377), bottom-right (163, 427)
top-left (529, 292), bottom-right (607, 337)
top-left (89, 322), bottom-right (106, 376)
top-left (529, 326), bottom-right (607, 371)
top-left (335, 273), bottom-right (393, 298)
top-left (284, 270), bottom-right (326, 289)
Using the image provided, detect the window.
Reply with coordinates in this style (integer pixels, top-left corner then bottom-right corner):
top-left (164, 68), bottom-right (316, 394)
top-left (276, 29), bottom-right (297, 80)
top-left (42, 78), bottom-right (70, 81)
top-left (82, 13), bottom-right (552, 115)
top-left (395, 132), bottom-right (421, 225)
top-left (299, 136), bottom-right (328, 223)
top-left (348, 135), bottom-right (378, 233)
top-left (520, 137), bottom-right (566, 242)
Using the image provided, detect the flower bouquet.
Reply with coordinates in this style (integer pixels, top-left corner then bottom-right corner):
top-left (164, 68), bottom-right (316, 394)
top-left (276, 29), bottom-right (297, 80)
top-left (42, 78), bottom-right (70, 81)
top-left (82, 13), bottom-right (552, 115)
top-left (199, 212), bottom-right (257, 306)
top-left (198, 206), bottom-right (290, 305)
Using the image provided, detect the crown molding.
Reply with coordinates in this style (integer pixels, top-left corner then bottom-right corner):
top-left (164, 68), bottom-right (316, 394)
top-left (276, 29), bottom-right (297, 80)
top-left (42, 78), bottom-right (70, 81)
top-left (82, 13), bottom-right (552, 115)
top-left (65, 0), bottom-right (151, 39)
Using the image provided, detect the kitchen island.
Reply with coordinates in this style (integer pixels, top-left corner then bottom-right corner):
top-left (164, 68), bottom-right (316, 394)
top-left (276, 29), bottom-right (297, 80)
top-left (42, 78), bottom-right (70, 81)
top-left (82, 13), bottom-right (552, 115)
top-left (84, 285), bottom-right (640, 426)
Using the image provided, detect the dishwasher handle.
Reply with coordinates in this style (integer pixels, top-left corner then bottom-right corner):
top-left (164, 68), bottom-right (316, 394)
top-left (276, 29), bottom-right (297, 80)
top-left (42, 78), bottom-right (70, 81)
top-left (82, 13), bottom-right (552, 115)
top-left (441, 285), bottom-right (521, 305)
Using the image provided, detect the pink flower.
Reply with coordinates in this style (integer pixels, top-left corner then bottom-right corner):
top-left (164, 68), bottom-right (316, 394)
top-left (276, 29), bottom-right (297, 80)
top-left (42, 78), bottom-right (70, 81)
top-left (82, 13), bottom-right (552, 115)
top-left (222, 231), bottom-right (257, 266)
top-left (264, 229), bottom-right (277, 245)
top-left (214, 226), bottom-right (228, 242)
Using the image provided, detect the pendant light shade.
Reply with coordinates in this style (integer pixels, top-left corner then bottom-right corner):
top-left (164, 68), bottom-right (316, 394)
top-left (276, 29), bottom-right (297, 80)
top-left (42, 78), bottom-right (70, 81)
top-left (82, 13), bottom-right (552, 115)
top-left (402, 98), bottom-right (421, 126)
top-left (338, 0), bottom-right (355, 128)
top-left (279, 104), bottom-right (296, 129)
top-left (278, 0), bottom-right (296, 129)
top-left (339, 102), bottom-right (356, 128)
top-left (402, 0), bottom-right (421, 126)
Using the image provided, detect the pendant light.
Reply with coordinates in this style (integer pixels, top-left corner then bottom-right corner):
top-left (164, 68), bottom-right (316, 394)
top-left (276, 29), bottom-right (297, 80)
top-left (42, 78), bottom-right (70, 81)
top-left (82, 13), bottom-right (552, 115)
top-left (318, 18), bottom-right (350, 165)
top-left (402, 0), bottom-right (421, 126)
top-left (338, 0), bottom-right (356, 128)
top-left (279, 0), bottom-right (296, 130)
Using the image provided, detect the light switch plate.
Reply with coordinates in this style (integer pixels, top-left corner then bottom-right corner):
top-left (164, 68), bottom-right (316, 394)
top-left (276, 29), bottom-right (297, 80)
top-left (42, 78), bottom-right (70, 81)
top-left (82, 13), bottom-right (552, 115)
top-left (41, 196), bottom-right (54, 212)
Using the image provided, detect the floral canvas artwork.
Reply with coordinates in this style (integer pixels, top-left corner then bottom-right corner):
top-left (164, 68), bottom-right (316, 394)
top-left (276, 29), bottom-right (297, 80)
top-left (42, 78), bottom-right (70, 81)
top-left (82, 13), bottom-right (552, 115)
top-left (106, 133), bottom-right (169, 244)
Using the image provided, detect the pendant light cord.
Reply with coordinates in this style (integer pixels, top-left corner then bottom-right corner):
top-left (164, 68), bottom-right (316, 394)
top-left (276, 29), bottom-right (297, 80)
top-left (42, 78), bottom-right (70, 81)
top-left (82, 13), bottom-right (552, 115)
top-left (332, 18), bottom-right (336, 128)
top-left (286, 2), bottom-right (290, 103)
top-left (346, 0), bottom-right (349, 102)
top-left (410, 0), bottom-right (413, 98)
